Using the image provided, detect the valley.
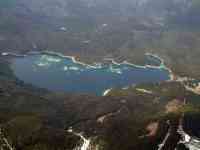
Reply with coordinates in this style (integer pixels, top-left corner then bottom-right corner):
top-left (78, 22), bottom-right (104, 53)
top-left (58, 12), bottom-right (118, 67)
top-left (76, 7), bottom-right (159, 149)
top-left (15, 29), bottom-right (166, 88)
top-left (0, 0), bottom-right (200, 150)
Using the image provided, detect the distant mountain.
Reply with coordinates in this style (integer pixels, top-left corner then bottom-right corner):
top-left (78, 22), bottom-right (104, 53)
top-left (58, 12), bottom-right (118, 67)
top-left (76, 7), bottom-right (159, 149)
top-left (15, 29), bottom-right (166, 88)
top-left (8, 0), bottom-right (189, 18)
top-left (9, 0), bottom-right (198, 28)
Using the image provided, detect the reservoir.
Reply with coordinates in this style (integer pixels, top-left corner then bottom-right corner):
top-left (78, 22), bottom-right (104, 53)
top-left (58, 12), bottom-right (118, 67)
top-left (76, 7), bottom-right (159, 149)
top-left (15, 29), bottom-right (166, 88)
top-left (10, 52), bottom-right (170, 95)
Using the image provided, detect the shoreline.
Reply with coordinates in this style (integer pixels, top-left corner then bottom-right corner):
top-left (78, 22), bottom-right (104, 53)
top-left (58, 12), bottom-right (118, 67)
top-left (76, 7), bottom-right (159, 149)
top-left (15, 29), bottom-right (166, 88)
top-left (103, 88), bottom-right (112, 96)
top-left (1, 50), bottom-right (171, 70)
top-left (41, 51), bottom-right (169, 71)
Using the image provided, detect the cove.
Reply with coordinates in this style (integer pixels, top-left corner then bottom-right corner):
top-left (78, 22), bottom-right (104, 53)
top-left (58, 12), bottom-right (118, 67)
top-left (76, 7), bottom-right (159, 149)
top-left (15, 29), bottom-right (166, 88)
top-left (9, 52), bottom-right (170, 96)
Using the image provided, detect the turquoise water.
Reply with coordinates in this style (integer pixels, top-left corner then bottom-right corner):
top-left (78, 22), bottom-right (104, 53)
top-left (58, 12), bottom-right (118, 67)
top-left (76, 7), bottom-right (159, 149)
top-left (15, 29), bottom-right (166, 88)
top-left (11, 53), bottom-right (170, 95)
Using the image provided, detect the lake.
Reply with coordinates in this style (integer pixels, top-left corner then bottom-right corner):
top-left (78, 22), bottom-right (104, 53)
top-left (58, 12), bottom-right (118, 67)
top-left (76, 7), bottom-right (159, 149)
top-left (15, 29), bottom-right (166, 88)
top-left (10, 52), bottom-right (170, 95)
